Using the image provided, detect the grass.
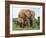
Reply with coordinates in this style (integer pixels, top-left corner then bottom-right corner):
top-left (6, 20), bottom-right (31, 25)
top-left (12, 23), bottom-right (32, 31)
top-left (12, 22), bottom-right (40, 31)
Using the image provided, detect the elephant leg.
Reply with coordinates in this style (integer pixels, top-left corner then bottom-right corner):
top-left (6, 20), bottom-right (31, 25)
top-left (30, 16), bottom-right (35, 28)
top-left (30, 20), bottom-right (32, 26)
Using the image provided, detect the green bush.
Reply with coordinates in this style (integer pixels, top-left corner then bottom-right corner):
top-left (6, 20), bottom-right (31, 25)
top-left (33, 16), bottom-right (40, 29)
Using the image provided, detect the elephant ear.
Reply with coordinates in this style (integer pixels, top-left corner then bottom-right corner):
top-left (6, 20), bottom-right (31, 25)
top-left (23, 9), bottom-right (31, 18)
top-left (18, 9), bottom-right (27, 19)
top-left (26, 9), bottom-right (35, 19)
top-left (18, 12), bottom-right (24, 18)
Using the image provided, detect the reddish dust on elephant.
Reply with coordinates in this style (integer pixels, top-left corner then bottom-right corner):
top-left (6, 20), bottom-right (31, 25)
top-left (16, 9), bottom-right (35, 28)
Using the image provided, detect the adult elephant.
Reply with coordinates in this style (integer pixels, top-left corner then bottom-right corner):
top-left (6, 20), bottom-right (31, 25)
top-left (18, 9), bottom-right (35, 28)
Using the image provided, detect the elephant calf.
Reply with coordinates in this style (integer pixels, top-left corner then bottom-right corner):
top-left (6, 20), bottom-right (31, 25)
top-left (16, 18), bottom-right (24, 27)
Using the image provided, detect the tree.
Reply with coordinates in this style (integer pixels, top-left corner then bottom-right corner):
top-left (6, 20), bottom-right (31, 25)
top-left (37, 16), bottom-right (40, 26)
top-left (33, 16), bottom-right (40, 29)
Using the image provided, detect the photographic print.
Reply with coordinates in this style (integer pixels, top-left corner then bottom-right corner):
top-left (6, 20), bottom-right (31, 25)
top-left (5, 1), bottom-right (45, 37)
top-left (11, 5), bottom-right (40, 31)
